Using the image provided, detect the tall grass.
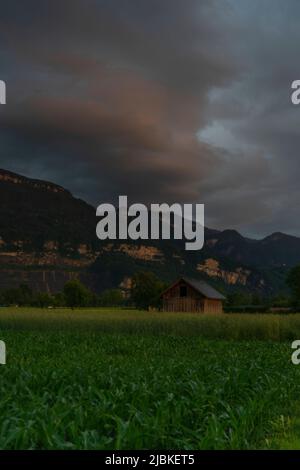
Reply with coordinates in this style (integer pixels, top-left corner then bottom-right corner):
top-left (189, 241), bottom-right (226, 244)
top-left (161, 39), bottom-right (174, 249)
top-left (0, 308), bottom-right (299, 341)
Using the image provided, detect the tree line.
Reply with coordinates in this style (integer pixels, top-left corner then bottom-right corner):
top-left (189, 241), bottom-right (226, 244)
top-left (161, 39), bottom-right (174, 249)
top-left (1, 266), bottom-right (300, 311)
top-left (0, 272), bottom-right (166, 310)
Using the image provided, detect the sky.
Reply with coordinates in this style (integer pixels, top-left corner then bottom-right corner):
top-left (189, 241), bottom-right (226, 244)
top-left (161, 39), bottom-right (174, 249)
top-left (0, 0), bottom-right (299, 238)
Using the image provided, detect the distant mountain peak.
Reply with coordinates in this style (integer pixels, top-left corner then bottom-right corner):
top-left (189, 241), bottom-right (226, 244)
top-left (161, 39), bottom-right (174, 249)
top-left (0, 169), bottom-right (70, 196)
top-left (263, 231), bottom-right (297, 242)
top-left (219, 229), bottom-right (245, 240)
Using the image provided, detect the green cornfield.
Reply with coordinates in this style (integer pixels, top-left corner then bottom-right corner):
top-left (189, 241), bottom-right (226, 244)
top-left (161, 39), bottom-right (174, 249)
top-left (0, 308), bottom-right (299, 449)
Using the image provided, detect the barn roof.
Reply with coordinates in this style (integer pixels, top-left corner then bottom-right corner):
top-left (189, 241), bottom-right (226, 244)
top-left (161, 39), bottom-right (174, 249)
top-left (182, 277), bottom-right (226, 300)
top-left (162, 277), bottom-right (226, 300)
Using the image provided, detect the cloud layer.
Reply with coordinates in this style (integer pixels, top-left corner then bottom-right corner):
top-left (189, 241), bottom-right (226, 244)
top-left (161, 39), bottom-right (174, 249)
top-left (0, 0), bottom-right (299, 237)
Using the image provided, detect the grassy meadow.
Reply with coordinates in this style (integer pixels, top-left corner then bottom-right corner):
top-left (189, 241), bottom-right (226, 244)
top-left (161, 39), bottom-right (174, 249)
top-left (0, 307), bottom-right (299, 449)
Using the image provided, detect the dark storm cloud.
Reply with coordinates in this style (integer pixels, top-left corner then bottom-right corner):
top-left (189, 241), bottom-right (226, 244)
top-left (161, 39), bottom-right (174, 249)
top-left (0, 0), bottom-right (238, 200)
top-left (199, 0), bottom-right (300, 236)
top-left (0, 0), bottom-right (299, 236)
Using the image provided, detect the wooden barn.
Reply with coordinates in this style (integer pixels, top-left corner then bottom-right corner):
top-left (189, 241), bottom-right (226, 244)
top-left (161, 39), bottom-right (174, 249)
top-left (161, 277), bottom-right (225, 314)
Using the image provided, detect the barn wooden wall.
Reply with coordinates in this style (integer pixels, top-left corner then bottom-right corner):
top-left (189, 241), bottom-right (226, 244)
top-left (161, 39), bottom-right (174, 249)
top-left (162, 281), bottom-right (223, 314)
top-left (203, 298), bottom-right (223, 314)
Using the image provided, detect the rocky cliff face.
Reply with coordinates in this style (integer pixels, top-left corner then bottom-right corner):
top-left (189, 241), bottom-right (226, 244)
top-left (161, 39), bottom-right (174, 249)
top-left (197, 258), bottom-right (251, 286)
top-left (0, 168), bottom-right (298, 294)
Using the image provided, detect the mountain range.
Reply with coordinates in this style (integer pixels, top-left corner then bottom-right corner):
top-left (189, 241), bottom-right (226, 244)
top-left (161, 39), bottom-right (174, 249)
top-left (0, 168), bottom-right (298, 296)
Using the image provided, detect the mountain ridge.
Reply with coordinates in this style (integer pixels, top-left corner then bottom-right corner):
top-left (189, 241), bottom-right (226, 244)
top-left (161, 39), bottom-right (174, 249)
top-left (0, 168), bottom-right (298, 295)
top-left (0, 168), bottom-right (70, 195)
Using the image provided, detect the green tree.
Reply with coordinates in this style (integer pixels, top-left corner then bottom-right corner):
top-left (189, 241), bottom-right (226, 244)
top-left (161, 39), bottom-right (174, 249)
top-left (63, 280), bottom-right (91, 309)
top-left (287, 266), bottom-right (300, 308)
top-left (34, 292), bottom-right (53, 308)
top-left (131, 271), bottom-right (165, 310)
top-left (18, 284), bottom-right (34, 305)
top-left (98, 289), bottom-right (124, 307)
top-left (226, 292), bottom-right (250, 307)
top-left (1, 284), bottom-right (34, 306)
top-left (53, 292), bottom-right (66, 307)
top-left (1, 288), bottom-right (18, 306)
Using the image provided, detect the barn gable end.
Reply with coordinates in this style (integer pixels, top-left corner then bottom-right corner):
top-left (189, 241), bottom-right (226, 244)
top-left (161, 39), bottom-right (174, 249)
top-left (161, 277), bottom-right (225, 314)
